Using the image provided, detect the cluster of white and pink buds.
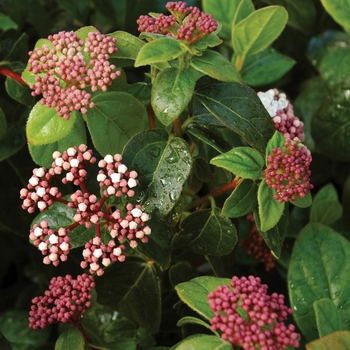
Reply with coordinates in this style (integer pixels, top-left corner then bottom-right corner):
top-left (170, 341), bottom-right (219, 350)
top-left (27, 30), bottom-right (120, 119)
top-left (208, 276), bottom-right (300, 350)
top-left (20, 144), bottom-right (151, 276)
top-left (29, 274), bottom-right (95, 329)
top-left (258, 89), bottom-right (304, 141)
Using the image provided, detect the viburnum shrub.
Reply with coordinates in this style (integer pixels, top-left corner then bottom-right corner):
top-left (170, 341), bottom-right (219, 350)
top-left (1, 0), bottom-right (350, 349)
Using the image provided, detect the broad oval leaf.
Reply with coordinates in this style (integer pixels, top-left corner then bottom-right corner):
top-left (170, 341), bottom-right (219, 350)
top-left (193, 77), bottom-right (275, 154)
top-left (87, 91), bottom-right (146, 155)
top-left (26, 102), bottom-right (76, 145)
top-left (95, 257), bottom-right (161, 334)
top-left (177, 316), bottom-right (215, 334)
top-left (170, 334), bottom-right (231, 350)
top-left (122, 129), bottom-right (192, 217)
top-left (210, 147), bottom-right (264, 179)
top-left (320, 0), bottom-right (350, 34)
top-left (288, 223), bottom-right (350, 341)
top-left (152, 68), bottom-right (197, 126)
top-left (135, 38), bottom-right (185, 67)
top-left (54, 326), bottom-right (85, 350)
top-left (172, 207), bottom-right (238, 256)
top-left (233, 0), bottom-right (255, 26)
top-left (175, 276), bottom-right (231, 321)
top-left (265, 130), bottom-right (285, 164)
top-left (5, 77), bottom-right (34, 106)
top-left (306, 330), bottom-right (350, 350)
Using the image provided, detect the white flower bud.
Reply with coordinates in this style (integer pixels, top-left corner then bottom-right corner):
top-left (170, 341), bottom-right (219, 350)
top-left (104, 154), bottom-right (114, 163)
top-left (131, 208), bottom-right (142, 217)
top-left (129, 221), bottom-right (138, 230)
top-left (93, 248), bottom-right (103, 258)
top-left (113, 247), bottom-right (122, 256)
top-left (118, 164), bottom-right (127, 173)
top-left (49, 235), bottom-right (59, 245)
top-left (97, 173), bottom-right (106, 182)
top-left (78, 203), bottom-right (87, 212)
top-left (49, 253), bottom-right (58, 261)
top-left (29, 177), bottom-right (39, 186)
top-left (59, 242), bottom-right (70, 251)
top-left (90, 262), bottom-right (99, 271)
top-left (36, 187), bottom-right (46, 197)
top-left (128, 178), bottom-right (137, 188)
top-left (70, 158), bottom-right (80, 167)
top-left (102, 258), bottom-right (111, 267)
top-left (35, 168), bottom-right (45, 178)
top-left (67, 147), bottom-right (77, 156)
top-left (38, 242), bottom-right (48, 251)
top-left (110, 173), bottom-right (121, 183)
top-left (34, 227), bottom-right (43, 237)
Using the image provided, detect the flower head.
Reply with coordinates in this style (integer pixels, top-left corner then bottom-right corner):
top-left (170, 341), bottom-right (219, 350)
top-left (208, 276), bottom-right (300, 349)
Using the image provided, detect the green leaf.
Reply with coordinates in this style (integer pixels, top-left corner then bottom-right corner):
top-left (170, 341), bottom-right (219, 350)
top-left (170, 334), bottom-right (231, 350)
top-left (191, 50), bottom-right (242, 83)
top-left (5, 77), bottom-right (34, 106)
top-left (310, 184), bottom-right (343, 225)
top-left (193, 78), bottom-right (275, 154)
top-left (265, 130), bottom-right (285, 162)
top-left (75, 26), bottom-right (99, 40)
top-left (87, 91), bottom-right (146, 155)
top-left (28, 113), bottom-right (86, 167)
top-left (128, 83), bottom-right (151, 106)
top-left (135, 38), bottom-right (185, 67)
top-left (232, 0), bottom-right (255, 26)
top-left (0, 13), bottom-right (18, 31)
top-left (175, 276), bottom-right (231, 321)
top-left (0, 330), bottom-right (12, 350)
top-left (232, 6), bottom-right (288, 64)
top-left (169, 261), bottom-right (198, 288)
top-left (69, 225), bottom-right (96, 248)
top-left (188, 34), bottom-right (223, 53)
top-left (0, 109), bottom-right (7, 140)
top-left (221, 179), bottom-right (258, 218)
top-left (306, 330), bottom-right (350, 350)
top-left (0, 126), bottom-right (26, 162)
top-left (95, 257), bottom-right (161, 334)
top-left (241, 47), bottom-right (296, 87)
top-left (314, 298), bottom-right (345, 338)
top-left (55, 0), bottom-right (90, 23)
top-left (320, 0), bottom-right (350, 34)
top-left (26, 102), bottom-right (76, 145)
top-left (291, 192), bottom-right (312, 208)
top-left (210, 147), bottom-right (264, 179)
top-left (258, 178), bottom-right (285, 232)
top-left (311, 79), bottom-right (350, 162)
top-left (177, 317), bottom-right (216, 334)
top-left (151, 68), bottom-right (197, 126)
top-left (172, 207), bottom-right (237, 256)
top-left (288, 223), bottom-right (350, 341)
top-left (122, 129), bottom-right (192, 218)
top-left (55, 326), bottom-right (85, 350)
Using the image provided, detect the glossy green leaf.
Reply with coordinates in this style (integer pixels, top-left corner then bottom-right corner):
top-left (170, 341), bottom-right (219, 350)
top-left (175, 276), bottom-right (231, 321)
top-left (103, 318), bottom-right (136, 344)
top-left (55, 326), bottom-right (85, 350)
top-left (222, 179), bottom-right (258, 218)
top-left (128, 83), bottom-right (151, 106)
top-left (0, 125), bottom-right (25, 161)
top-left (210, 147), bottom-right (264, 179)
top-left (177, 317), bottom-right (216, 334)
top-left (291, 192), bottom-right (312, 208)
top-left (172, 207), bottom-right (237, 256)
top-left (0, 109), bottom-right (7, 140)
top-left (288, 223), bottom-right (350, 341)
top-left (55, 0), bottom-right (90, 22)
top-left (191, 50), bottom-right (242, 83)
top-left (258, 178), bottom-right (285, 232)
top-left (310, 183), bottom-right (342, 225)
top-left (170, 334), bottom-right (231, 350)
top-left (69, 225), bottom-right (95, 248)
top-left (233, 0), bottom-right (255, 27)
top-left (151, 68), bottom-right (197, 126)
top-left (26, 102), bottom-right (76, 145)
top-left (87, 91), bottom-right (146, 155)
top-left (188, 34), bottom-right (223, 53)
top-left (122, 129), bottom-right (191, 217)
top-left (193, 78), bottom-right (275, 154)
top-left (75, 26), bottom-right (99, 40)
top-left (320, 0), bottom-right (350, 34)
top-left (232, 6), bottom-right (288, 63)
top-left (96, 257), bottom-right (161, 334)
top-left (241, 47), bottom-right (295, 87)
top-left (28, 113), bottom-right (86, 167)
top-left (306, 330), bottom-right (350, 350)
top-left (319, 48), bottom-right (350, 88)
top-left (265, 130), bottom-right (285, 161)
top-left (311, 79), bottom-right (350, 162)
top-left (0, 13), bottom-right (18, 31)
top-left (5, 77), bottom-right (34, 106)
top-left (135, 38), bottom-right (185, 67)
top-left (314, 298), bottom-right (345, 338)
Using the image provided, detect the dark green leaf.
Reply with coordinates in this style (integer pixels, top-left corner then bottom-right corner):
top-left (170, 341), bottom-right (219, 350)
top-left (191, 50), bottom-right (242, 83)
top-left (222, 179), bottom-right (258, 218)
top-left (288, 223), bottom-right (350, 341)
top-left (5, 77), bottom-right (34, 106)
top-left (135, 38), bottom-right (185, 67)
top-left (0, 125), bottom-right (25, 162)
top-left (0, 330), bottom-right (12, 350)
top-left (311, 79), bottom-right (350, 162)
top-left (69, 225), bottom-right (96, 248)
top-left (172, 207), bottom-right (237, 256)
top-left (96, 257), bottom-right (161, 334)
top-left (0, 109), bottom-right (7, 140)
top-left (128, 83), bottom-right (151, 106)
top-left (55, 0), bottom-right (90, 23)
top-left (122, 129), bottom-right (192, 217)
top-left (320, 0), bottom-right (350, 34)
top-left (188, 34), bottom-right (223, 53)
top-left (54, 326), bottom-right (85, 350)
top-left (193, 78), bottom-right (275, 153)
top-left (306, 330), bottom-right (350, 350)
top-left (258, 178), bottom-right (285, 232)
top-left (177, 317), bottom-right (215, 334)
top-left (205, 249), bottom-right (237, 278)
top-left (210, 147), bottom-right (264, 179)
top-left (0, 13), bottom-right (18, 31)
top-left (175, 276), bottom-right (231, 321)
top-left (92, 0), bottom-right (116, 22)
top-left (4, 33), bottom-right (28, 63)
top-left (87, 91), bottom-right (146, 155)
top-left (103, 318), bottom-right (136, 344)
top-left (152, 68), bottom-right (197, 126)
top-left (169, 261), bottom-right (198, 288)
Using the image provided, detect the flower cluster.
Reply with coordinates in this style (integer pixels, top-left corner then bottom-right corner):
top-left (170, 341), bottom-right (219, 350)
top-left (258, 89), bottom-right (304, 141)
top-left (240, 213), bottom-right (275, 271)
top-left (265, 138), bottom-right (313, 203)
top-left (27, 30), bottom-right (120, 119)
top-left (20, 144), bottom-right (151, 275)
top-left (29, 274), bottom-right (95, 329)
top-left (137, 1), bottom-right (218, 44)
top-left (208, 276), bottom-right (300, 350)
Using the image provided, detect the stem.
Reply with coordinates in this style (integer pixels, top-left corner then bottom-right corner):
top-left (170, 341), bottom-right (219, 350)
top-left (55, 197), bottom-right (70, 205)
top-left (173, 116), bottom-right (182, 137)
top-left (147, 104), bottom-right (155, 129)
top-left (0, 68), bottom-right (27, 85)
top-left (186, 176), bottom-right (242, 211)
top-left (178, 52), bottom-right (191, 70)
top-left (79, 181), bottom-right (89, 194)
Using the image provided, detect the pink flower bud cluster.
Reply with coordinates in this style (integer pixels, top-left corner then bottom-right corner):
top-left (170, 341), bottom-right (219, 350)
top-left (20, 144), bottom-right (151, 275)
top-left (208, 276), bottom-right (300, 350)
top-left (29, 274), bottom-right (95, 329)
top-left (265, 138), bottom-right (313, 203)
top-left (258, 89), bottom-right (304, 141)
top-left (29, 220), bottom-right (70, 266)
top-left (137, 1), bottom-right (218, 44)
top-left (27, 30), bottom-right (120, 119)
top-left (240, 213), bottom-right (275, 271)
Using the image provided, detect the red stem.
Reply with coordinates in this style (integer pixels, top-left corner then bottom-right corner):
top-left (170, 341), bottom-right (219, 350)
top-left (0, 68), bottom-right (27, 85)
top-left (54, 197), bottom-right (70, 205)
top-left (147, 104), bottom-right (155, 129)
